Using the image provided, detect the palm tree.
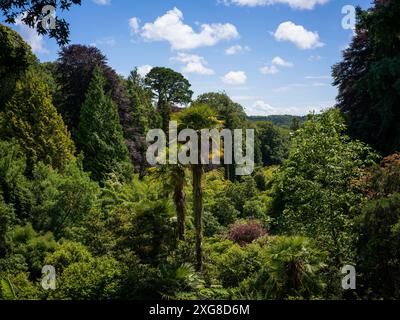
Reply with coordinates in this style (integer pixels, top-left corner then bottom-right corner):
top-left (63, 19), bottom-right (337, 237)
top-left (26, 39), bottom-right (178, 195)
top-left (175, 103), bottom-right (221, 271)
top-left (171, 165), bottom-right (187, 241)
top-left (156, 164), bottom-right (187, 240)
top-left (250, 236), bottom-right (326, 299)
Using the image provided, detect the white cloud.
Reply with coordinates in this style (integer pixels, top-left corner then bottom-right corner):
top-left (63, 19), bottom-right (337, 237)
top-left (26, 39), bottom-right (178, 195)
top-left (221, 71), bottom-right (247, 85)
top-left (250, 100), bottom-right (275, 114)
top-left (137, 65), bottom-right (153, 77)
top-left (245, 99), bottom-right (304, 116)
top-left (231, 95), bottom-right (258, 101)
top-left (260, 56), bottom-right (293, 75)
top-left (172, 53), bottom-right (215, 75)
top-left (260, 65), bottom-right (279, 75)
top-left (223, 0), bottom-right (328, 10)
top-left (273, 21), bottom-right (324, 50)
top-left (92, 0), bottom-right (110, 5)
top-left (91, 36), bottom-right (116, 47)
top-left (129, 17), bottom-right (140, 34)
top-left (225, 44), bottom-right (250, 55)
top-left (272, 56), bottom-right (293, 67)
top-left (141, 7), bottom-right (239, 50)
top-left (15, 16), bottom-right (48, 54)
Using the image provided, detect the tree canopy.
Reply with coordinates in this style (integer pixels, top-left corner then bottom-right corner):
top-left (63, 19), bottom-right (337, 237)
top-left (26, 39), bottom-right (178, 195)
top-left (0, 0), bottom-right (82, 46)
top-left (145, 67), bottom-right (193, 134)
top-left (333, 0), bottom-right (400, 155)
top-left (0, 24), bottom-right (36, 110)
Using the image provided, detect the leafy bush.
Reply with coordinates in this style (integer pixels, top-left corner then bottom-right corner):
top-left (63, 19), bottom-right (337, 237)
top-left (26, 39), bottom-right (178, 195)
top-left (0, 140), bottom-right (34, 221)
top-left (8, 224), bottom-right (57, 277)
top-left (31, 160), bottom-right (99, 238)
top-left (355, 193), bottom-right (400, 299)
top-left (51, 256), bottom-right (123, 300)
top-left (0, 195), bottom-right (14, 257)
top-left (205, 239), bottom-right (262, 288)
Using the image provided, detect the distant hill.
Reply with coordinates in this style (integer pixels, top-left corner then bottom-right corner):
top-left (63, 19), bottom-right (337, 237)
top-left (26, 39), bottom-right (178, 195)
top-left (247, 115), bottom-right (307, 128)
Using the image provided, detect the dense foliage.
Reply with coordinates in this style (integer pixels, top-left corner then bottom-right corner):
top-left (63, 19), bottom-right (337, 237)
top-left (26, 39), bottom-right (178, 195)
top-left (248, 115), bottom-right (306, 129)
top-left (1, 70), bottom-right (75, 173)
top-left (332, 0), bottom-right (400, 155)
top-left (0, 24), bottom-right (36, 110)
top-left (0, 0), bottom-right (399, 300)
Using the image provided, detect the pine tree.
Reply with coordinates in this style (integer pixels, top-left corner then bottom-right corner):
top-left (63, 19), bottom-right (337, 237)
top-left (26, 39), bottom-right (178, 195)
top-left (2, 70), bottom-right (75, 173)
top-left (76, 66), bottom-right (132, 182)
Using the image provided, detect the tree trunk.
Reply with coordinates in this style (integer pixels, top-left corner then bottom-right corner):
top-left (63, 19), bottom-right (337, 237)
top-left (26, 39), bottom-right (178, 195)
top-left (174, 183), bottom-right (186, 240)
top-left (192, 164), bottom-right (203, 271)
top-left (158, 100), bottom-right (171, 137)
top-left (224, 163), bottom-right (230, 181)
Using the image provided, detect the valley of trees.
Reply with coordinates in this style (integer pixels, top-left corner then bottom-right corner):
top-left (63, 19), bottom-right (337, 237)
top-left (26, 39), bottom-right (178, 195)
top-left (0, 0), bottom-right (399, 300)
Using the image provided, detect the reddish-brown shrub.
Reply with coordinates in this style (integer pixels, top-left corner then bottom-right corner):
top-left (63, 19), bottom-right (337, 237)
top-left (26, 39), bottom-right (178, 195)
top-left (227, 220), bottom-right (267, 246)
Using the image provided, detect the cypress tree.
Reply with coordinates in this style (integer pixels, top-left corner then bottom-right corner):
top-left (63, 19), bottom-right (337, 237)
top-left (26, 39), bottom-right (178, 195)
top-left (0, 24), bottom-right (36, 110)
top-left (76, 66), bottom-right (131, 182)
top-left (2, 70), bottom-right (75, 173)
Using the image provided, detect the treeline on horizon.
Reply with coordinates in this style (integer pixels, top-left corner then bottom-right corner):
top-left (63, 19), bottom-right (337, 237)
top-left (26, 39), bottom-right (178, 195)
top-left (0, 0), bottom-right (399, 300)
top-left (247, 115), bottom-right (307, 129)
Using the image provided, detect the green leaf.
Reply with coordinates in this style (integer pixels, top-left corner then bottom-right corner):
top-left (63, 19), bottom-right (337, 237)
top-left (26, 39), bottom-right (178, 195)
top-left (1, 278), bottom-right (17, 300)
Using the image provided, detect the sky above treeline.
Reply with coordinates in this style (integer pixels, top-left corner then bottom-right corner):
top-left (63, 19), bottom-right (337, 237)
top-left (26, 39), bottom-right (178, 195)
top-left (8, 0), bottom-right (372, 116)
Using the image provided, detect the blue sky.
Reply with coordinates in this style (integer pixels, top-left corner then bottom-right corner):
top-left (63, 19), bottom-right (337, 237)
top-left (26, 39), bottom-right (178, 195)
top-left (8, 0), bottom-right (372, 116)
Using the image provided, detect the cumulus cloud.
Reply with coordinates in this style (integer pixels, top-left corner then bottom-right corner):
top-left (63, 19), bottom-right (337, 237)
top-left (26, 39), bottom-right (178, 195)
top-left (272, 56), bottom-right (293, 67)
top-left (223, 0), bottom-right (328, 10)
top-left (245, 99), bottom-right (303, 116)
top-left (225, 44), bottom-right (250, 55)
top-left (15, 16), bottom-right (49, 54)
top-left (141, 7), bottom-right (239, 50)
top-left (260, 56), bottom-right (293, 75)
top-left (92, 0), bottom-right (111, 5)
top-left (273, 21), bottom-right (324, 49)
top-left (221, 71), bottom-right (247, 85)
top-left (260, 65), bottom-right (279, 75)
top-left (172, 53), bottom-right (215, 75)
top-left (129, 17), bottom-right (140, 34)
top-left (251, 100), bottom-right (275, 114)
top-left (137, 65), bottom-right (153, 77)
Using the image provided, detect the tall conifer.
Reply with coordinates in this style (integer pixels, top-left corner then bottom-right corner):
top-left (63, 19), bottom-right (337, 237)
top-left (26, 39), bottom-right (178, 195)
top-left (2, 70), bottom-right (75, 173)
top-left (76, 66), bottom-right (131, 182)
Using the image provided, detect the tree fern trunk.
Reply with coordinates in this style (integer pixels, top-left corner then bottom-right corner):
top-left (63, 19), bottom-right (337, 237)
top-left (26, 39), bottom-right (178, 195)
top-left (192, 164), bottom-right (203, 271)
top-left (174, 184), bottom-right (186, 240)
